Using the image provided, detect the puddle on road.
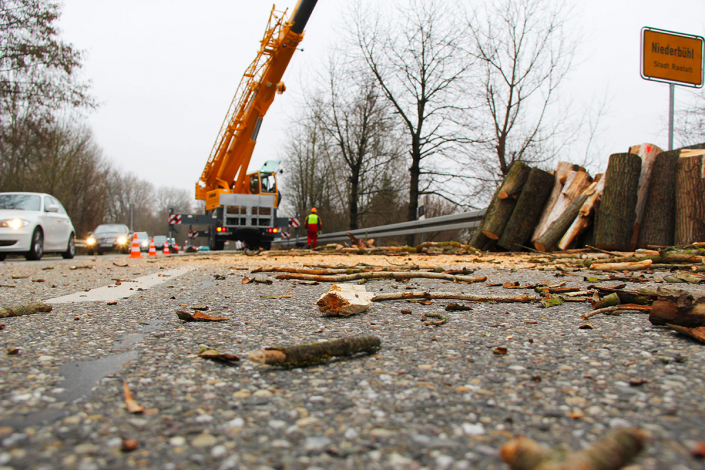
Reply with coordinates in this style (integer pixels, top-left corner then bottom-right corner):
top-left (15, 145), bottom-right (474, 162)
top-left (0, 320), bottom-right (166, 429)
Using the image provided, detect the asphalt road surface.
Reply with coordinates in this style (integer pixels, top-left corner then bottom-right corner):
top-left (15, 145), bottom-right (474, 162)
top-left (0, 252), bottom-right (703, 470)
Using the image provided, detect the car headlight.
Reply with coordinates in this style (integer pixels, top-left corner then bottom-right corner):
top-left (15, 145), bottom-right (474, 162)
top-left (117, 236), bottom-right (127, 245)
top-left (86, 237), bottom-right (96, 246)
top-left (0, 218), bottom-right (29, 230)
top-left (142, 241), bottom-right (148, 247)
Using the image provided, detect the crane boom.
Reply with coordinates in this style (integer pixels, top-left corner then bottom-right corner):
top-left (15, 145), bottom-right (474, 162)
top-left (196, 1), bottom-right (318, 205)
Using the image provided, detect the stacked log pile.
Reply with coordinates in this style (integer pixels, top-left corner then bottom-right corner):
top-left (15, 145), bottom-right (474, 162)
top-left (470, 142), bottom-right (705, 252)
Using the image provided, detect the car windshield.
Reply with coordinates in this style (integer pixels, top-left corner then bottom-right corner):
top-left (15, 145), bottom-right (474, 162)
top-left (135, 232), bottom-right (148, 239)
top-left (95, 224), bottom-right (127, 234)
top-left (154, 236), bottom-right (167, 243)
top-left (0, 194), bottom-right (41, 211)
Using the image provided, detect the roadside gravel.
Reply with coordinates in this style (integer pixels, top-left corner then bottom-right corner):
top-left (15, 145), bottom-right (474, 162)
top-left (0, 252), bottom-right (703, 470)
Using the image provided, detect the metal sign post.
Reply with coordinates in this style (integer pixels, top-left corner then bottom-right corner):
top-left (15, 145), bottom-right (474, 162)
top-left (641, 27), bottom-right (704, 150)
top-left (168, 208), bottom-right (173, 243)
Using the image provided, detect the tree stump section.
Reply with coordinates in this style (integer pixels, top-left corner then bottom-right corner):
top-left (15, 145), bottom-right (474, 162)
top-left (638, 150), bottom-right (679, 247)
top-left (532, 162), bottom-right (581, 241)
top-left (557, 176), bottom-right (605, 251)
top-left (628, 143), bottom-right (663, 250)
top-left (532, 170), bottom-right (592, 244)
top-left (595, 153), bottom-right (642, 251)
top-left (534, 188), bottom-right (591, 252)
top-left (480, 161), bottom-right (531, 240)
top-left (674, 150), bottom-right (705, 246)
top-left (498, 168), bottom-right (555, 251)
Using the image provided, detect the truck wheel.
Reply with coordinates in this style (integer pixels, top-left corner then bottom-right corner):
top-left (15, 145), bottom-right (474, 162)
top-left (0, 254), bottom-right (6, 261)
top-left (25, 228), bottom-right (44, 261)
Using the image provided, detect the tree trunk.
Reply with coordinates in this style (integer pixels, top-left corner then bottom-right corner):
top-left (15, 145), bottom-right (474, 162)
top-left (349, 168), bottom-right (360, 230)
top-left (481, 161), bottom-right (531, 240)
top-left (649, 285), bottom-right (705, 327)
top-left (470, 185), bottom-right (502, 249)
top-left (406, 138), bottom-right (421, 246)
top-left (674, 150), bottom-right (705, 246)
top-left (532, 170), bottom-right (592, 243)
top-left (638, 150), bottom-right (679, 247)
top-left (627, 143), bottom-right (663, 249)
top-left (595, 153), bottom-right (642, 251)
top-left (534, 188), bottom-right (592, 252)
top-left (557, 176), bottom-right (605, 251)
top-left (532, 162), bottom-right (581, 241)
top-left (498, 168), bottom-right (555, 251)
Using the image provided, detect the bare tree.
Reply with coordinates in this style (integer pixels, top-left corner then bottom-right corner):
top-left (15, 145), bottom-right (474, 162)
top-left (353, 0), bottom-right (473, 243)
top-left (280, 114), bottom-right (336, 221)
top-left (311, 60), bottom-right (401, 230)
top-left (463, 0), bottom-right (575, 177)
top-left (675, 87), bottom-right (705, 146)
top-left (0, 0), bottom-right (92, 114)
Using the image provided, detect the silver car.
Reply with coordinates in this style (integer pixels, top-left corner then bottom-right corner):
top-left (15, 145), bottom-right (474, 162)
top-left (0, 192), bottom-right (76, 261)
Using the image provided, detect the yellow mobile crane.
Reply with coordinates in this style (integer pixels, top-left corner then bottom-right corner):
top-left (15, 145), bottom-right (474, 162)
top-left (189, 0), bottom-right (318, 250)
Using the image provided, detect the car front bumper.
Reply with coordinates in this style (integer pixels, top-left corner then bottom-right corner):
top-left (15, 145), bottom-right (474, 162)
top-left (0, 226), bottom-right (34, 252)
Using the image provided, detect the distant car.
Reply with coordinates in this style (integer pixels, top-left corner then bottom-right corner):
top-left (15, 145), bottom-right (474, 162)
top-left (134, 231), bottom-right (150, 252)
top-left (153, 235), bottom-right (167, 250)
top-left (0, 192), bottom-right (76, 261)
top-left (86, 224), bottom-right (131, 255)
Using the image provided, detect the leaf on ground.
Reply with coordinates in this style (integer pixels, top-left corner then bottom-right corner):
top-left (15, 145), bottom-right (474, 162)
top-left (400, 309), bottom-right (412, 315)
top-left (42, 266), bottom-right (55, 270)
top-left (121, 439), bottom-right (138, 452)
top-left (113, 262), bottom-right (128, 267)
top-left (503, 281), bottom-right (521, 289)
top-left (445, 303), bottom-right (473, 311)
top-left (6, 346), bottom-right (19, 355)
top-left (629, 378), bottom-right (648, 386)
top-left (11, 276), bottom-right (29, 280)
top-left (578, 322), bottom-right (594, 329)
top-left (176, 310), bottom-right (229, 322)
top-left (69, 265), bottom-right (93, 270)
top-left (32, 279), bottom-right (45, 283)
top-left (107, 302), bottom-right (118, 306)
top-left (540, 296), bottom-right (564, 308)
top-left (242, 276), bottom-right (252, 284)
top-left (492, 346), bottom-right (508, 355)
top-left (297, 281), bottom-right (319, 285)
top-left (123, 382), bottom-right (145, 414)
top-left (190, 305), bottom-right (208, 311)
top-left (690, 442), bottom-right (705, 458)
top-left (198, 346), bottom-right (240, 363)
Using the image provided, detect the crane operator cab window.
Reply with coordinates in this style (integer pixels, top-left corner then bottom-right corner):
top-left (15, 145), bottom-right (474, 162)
top-left (249, 172), bottom-right (277, 195)
top-left (260, 173), bottom-right (277, 194)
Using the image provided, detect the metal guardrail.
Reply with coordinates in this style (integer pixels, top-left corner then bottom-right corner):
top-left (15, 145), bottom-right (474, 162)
top-left (273, 209), bottom-right (486, 247)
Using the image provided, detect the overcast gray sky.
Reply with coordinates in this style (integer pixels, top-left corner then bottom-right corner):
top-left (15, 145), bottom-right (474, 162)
top-left (59, 0), bottom-right (705, 201)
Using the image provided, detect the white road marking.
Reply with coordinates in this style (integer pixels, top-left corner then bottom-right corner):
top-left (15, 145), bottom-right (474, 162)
top-left (46, 268), bottom-right (192, 304)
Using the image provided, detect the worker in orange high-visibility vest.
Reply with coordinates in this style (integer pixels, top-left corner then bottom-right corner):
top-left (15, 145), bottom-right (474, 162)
top-left (304, 208), bottom-right (322, 249)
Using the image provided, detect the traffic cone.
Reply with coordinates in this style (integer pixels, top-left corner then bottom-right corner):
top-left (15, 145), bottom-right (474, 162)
top-left (128, 233), bottom-right (142, 259)
top-left (163, 241), bottom-right (170, 255)
top-left (173, 242), bottom-right (179, 254)
top-left (148, 238), bottom-right (158, 257)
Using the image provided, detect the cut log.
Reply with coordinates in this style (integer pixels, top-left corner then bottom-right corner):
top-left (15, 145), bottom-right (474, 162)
top-left (248, 336), bottom-right (381, 367)
top-left (316, 284), bottom-right (374, 317)
top-left (470, 185), bottom-right (502, 249)
top-left (638, 150), bottom-right (679, 247)
top-left (628, 143), bottom-right (663, 249)
top-left (595, 153), bottom-right (642, 251)
top-left (591, 259), bottom-right (653, 272)
top-left (534, 181), bottom-right (597, 252)
top-left (500, 427), bottom-right (644, 470)
top-left (498, 168), bottom-right (555, 251)
top-left (649, 285), bottom-right (705, 327)
top-left (557, 176), bottom-right (605, 251)
top-left (532, 162), bottom-right (581, 241)
top-left (481, 161), bottom-right (531, 240)
top-left (0, 302), bottom-right (52, 318)
top-left (533, 170), bottom-right (592, 244)
top-left (674, 150), bottom-right (705, 245)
